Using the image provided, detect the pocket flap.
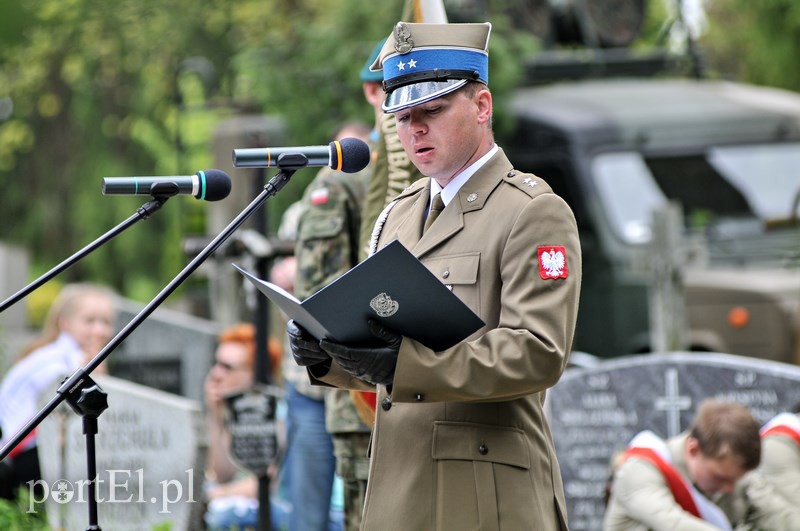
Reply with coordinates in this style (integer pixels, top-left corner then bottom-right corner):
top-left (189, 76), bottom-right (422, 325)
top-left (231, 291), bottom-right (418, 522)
top-left (298, 210), bottom-right (346, 240)
top-left (424, 253), bottom-right (480, 285)
top-left (432, 421), bottom-right (530, 469)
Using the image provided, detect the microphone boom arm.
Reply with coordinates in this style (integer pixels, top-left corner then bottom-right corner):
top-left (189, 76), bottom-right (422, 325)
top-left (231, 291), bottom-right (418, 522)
top-left (0, 168), bottom-right (295, 461)
top-left (0, 196), bottom-right (171, 314)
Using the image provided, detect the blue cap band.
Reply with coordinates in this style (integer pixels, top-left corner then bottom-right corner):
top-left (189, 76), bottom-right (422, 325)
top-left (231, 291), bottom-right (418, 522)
top-left (382, 47), bottom-right (488, 86)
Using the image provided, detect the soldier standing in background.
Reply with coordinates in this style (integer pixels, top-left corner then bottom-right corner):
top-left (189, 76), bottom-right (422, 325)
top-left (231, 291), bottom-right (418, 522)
top-left (349, 39), bottom-right (425, 429)
top-left (358, 44), bottom-right (424, 262)
top-left (293, 112), bottom-right (373, 528)
top-left (325, 40), bottom-right (426, 529)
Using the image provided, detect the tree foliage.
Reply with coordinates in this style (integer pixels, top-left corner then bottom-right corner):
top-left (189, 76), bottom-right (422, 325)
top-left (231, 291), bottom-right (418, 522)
top-left (5, 0), bottom-right (787, 304)
top-left (0, 0), bottom-right (537, 302)
top-left (0, 0), bottom-right (245, 300)
top-left (700, 0), bottom-right (800, 92)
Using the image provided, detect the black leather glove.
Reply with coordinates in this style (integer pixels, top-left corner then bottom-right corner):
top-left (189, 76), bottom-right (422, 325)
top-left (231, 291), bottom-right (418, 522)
top-left (319, 320), bottom-right (401, 386)
top-left (286, 320), bottom-right (329, 368)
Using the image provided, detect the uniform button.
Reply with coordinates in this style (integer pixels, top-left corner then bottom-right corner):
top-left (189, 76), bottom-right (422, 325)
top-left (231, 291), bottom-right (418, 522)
top-left (414, 393), bottom-right (425, 402)
top-left (381, 397), bottom-right (392, 411)
top-left (442, 270), bottom-right (450, 279)
top-left (478, 444), bottom-right (488, 455)
top-left (507, 170), bottom-right (517, 178)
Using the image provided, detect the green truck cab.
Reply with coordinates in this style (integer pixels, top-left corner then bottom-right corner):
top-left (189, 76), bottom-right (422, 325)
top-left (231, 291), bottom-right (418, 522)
top-left (505, 76), bottom-right (800, 363)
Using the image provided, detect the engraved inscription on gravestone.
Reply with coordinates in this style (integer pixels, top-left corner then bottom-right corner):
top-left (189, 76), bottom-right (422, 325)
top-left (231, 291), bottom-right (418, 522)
top-left (37, 375), bottom-right (206, 531)
top-left (546, 352), bottom-right (800, 531)
top-left (225, 384), bottom-right (280, 475)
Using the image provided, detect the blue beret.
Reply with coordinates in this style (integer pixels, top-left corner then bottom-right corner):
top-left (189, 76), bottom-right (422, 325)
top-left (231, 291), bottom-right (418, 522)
top-left (360, 39), bottom-right (387, 83)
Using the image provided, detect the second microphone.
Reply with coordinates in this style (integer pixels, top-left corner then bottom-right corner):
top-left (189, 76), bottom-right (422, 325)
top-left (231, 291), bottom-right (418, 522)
top-left (102, 169), bottom-right (232, 201)
top-left (232, 137), bottom-right (370, 174)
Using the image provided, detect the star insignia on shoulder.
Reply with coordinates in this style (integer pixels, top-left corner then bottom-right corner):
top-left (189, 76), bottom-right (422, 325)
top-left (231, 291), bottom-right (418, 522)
top-left (522, 178), bottom-right (538, 188)
top-left (408, 59), bottom-right (417, 69)
top-left (397, 61), bottom-right (406, 71)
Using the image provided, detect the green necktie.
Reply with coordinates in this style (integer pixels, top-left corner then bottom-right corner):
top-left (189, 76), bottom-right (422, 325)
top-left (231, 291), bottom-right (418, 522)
top-left (423, 193), bottom-right (445, 234)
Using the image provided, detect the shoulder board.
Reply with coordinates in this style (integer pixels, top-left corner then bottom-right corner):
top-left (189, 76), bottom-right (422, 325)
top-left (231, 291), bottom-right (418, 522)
top-left (502, 169), bottom-right (553, 199)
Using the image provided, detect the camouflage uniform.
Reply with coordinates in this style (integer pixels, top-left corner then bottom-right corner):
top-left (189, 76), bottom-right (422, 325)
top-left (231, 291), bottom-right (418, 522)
top-left (295, 162), bottom-right (372, 531)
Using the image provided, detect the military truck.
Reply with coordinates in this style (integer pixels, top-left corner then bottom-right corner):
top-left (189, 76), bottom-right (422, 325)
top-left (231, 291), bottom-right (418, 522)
top-left (504, 73), bottom-right (800, 364)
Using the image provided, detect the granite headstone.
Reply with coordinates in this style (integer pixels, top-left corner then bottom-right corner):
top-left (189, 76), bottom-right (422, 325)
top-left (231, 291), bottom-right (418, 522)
top-left (36, 374), bottom-right (206, 531)
top-left (109, 299), bottom-right (220, 402)
top-left (546, 352), bottom-right (800, 531)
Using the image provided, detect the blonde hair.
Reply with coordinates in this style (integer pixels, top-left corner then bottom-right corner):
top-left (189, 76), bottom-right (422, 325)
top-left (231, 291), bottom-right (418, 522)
top-left (16, 283), bottom-right (116, 362)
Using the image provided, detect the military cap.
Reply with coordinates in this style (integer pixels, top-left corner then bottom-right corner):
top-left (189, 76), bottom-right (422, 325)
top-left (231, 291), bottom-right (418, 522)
top-left (370, 22), bottom-right (492, 113)
top-left (360, 38), bottom-right (387, 83)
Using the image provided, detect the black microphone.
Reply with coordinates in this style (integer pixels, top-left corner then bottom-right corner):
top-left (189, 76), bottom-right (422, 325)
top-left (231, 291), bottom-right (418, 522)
top-left (232, 137), bottom-right (371, 173)
top-left (101, 169), bottom-right (232, 201)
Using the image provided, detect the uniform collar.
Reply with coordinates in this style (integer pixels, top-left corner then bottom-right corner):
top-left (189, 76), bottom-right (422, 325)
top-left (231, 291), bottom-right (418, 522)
top-left (430, 144), bottom-right (498, 209)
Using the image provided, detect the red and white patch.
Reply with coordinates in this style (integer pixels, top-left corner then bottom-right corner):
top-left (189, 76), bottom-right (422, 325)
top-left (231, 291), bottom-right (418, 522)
top-left (310, 187), bottom-right (330, 205)
top-left (538, 246), bottom-right (568, 280)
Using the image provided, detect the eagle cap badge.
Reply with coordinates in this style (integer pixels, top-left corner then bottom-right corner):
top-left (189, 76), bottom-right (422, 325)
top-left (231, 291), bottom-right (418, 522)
top-left (537, 246), bottom-right (568, 280)
top-left (394, 22), bottom-right (414, 54)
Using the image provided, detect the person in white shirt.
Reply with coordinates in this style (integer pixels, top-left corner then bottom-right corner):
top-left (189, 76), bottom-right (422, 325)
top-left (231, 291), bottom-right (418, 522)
top-left (0, 283), bottom-right (115, 499)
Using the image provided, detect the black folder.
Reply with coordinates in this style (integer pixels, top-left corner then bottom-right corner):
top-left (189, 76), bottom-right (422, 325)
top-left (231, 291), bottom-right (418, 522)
top-left (234, 240), bottom-right (484, 351)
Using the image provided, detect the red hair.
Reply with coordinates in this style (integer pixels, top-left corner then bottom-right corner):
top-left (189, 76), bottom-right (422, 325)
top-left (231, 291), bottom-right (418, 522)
top-left (217, 323), bottom-right (257, 370)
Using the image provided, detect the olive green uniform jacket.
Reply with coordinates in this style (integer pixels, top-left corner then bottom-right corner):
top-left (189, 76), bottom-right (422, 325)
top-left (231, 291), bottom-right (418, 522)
top-left (315, 149), bottom-right (581, 530)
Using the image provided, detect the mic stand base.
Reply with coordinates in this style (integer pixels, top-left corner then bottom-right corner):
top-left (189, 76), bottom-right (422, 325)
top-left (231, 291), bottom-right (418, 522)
top-left (1, 168), bottom-right (298, 531)
top-left (63, 374), bottom-right (109, 531)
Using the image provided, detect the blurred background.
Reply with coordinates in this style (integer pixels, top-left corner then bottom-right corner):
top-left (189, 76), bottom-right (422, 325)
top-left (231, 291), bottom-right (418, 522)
top-left (2, 1), bottom-right (800, 528)
top-left (1, 0), bottom-right (792, 311)
top-left (0, 0), bottom-right (799, 380)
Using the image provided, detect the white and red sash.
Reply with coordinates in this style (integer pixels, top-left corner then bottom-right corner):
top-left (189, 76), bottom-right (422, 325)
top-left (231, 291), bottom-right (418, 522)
top-left (624, 431), bottom-right (732, 530)
top-left (760, 412), bottom-right (800, 447)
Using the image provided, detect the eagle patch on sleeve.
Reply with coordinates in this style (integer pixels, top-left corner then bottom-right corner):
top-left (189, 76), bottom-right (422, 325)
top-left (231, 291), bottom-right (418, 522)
top-left (538, 246), bottom-right (568, 279)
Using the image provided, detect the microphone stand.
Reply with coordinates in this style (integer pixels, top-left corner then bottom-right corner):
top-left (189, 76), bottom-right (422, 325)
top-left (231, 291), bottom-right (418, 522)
top-left (0, 196), bottom-right (171, 314)
top-left (0, 167), bottom-right (297, 530)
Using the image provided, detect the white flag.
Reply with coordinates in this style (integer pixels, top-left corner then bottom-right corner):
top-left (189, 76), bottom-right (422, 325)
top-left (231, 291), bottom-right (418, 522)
top-left (404, 0), bottom-right (448, 23)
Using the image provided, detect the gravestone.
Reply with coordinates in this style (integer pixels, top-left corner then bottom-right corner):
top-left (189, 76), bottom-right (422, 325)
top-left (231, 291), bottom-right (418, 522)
top-left (0, 242), bottom-right (30, 366)
top-left (109, 299), bottom-right (220, 402)
top-left (546, 352), bottom-right (800, 531)
top-left (36, 374), bottom-right (206, 531)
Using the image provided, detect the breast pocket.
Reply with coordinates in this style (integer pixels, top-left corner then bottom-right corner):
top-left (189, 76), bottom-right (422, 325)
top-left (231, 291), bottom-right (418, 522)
top-left (423, 252), bottom-right (480, 315)
top-left (431, 421), bottom-right (531, 531)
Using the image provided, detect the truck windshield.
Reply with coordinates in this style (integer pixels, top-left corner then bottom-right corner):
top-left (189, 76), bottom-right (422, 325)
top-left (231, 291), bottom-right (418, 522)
top-left (592, 143), bottom-right (800, 244)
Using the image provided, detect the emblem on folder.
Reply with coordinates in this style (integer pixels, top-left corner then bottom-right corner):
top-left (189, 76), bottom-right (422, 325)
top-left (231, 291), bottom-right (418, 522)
top-left (370, 292), bottom-right (399, 317)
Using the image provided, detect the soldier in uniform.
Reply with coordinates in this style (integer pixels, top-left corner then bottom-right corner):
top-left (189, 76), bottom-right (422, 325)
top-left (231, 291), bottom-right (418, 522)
top-left (288, 22), bottom-right (581, 530)
top-left (293, 117), bottom-right (374, 531)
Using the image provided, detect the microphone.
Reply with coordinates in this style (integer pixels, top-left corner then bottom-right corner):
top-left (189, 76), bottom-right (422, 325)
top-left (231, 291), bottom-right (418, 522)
top-left (232, 137), bottom-right (371, 173)
top-left (101, 169), bottom-right (232, 201)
